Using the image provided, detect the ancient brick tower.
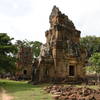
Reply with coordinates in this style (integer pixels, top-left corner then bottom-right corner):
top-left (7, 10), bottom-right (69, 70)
top-left (33, 6), bottom-right (87, 83)
top-left (16, 46), bottom-right (33, 80)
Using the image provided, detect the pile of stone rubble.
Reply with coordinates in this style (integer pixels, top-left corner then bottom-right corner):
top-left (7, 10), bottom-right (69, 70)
top-left (44, 85), bottom-right (100, 100)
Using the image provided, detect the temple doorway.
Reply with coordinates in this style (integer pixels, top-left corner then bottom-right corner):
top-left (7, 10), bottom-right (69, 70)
top-left (69, 65), bottom-right (75, 76)
top-left (23, 70), bottom-right (27, 75)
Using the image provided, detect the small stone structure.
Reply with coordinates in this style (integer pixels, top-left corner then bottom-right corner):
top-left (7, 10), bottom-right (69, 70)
top-left (32, 6), bottom-right (87, 83)
top-left (16, 46), bottom-right (33, 80)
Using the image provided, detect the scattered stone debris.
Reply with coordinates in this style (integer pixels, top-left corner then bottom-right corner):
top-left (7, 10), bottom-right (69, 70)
top-left (44, 85), bottom-right (100, 100)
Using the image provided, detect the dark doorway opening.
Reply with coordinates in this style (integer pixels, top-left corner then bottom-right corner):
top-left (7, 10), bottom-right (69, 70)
top-left (69, 65), bottom-right (75, 76)
top-left (23, 70), bottom-right (27, 75)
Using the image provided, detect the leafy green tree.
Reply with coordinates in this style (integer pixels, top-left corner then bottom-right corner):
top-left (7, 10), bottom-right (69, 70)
top-left (31, 41), bottom-right (42, 58)
top-left (16, 40), bottom-right (42, 58)
top-left (0, 33), bottom-right (17, 74)
top-left (88, 53), bottom-right (100, 82)
top-left (80, 36), bottom-right (100, 57)
top-left (89, 53), bottom-right (100, 73)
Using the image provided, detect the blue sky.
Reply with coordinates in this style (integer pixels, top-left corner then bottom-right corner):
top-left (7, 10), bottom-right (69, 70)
top-left (0, 0), bottom-right (100, 43)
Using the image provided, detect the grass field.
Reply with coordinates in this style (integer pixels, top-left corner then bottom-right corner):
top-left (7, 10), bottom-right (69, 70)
top-left (0, 79), bottom-right (99, 100)
top-left (0, 79), bottom-right (52, 100)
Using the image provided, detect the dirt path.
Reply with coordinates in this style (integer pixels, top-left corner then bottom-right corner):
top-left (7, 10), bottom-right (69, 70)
top-left (0, 88), bottom-right (14, 100)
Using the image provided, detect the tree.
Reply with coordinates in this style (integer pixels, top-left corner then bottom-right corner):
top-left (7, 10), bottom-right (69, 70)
top-left (88, 53), bottom-right (100, 82)
top-left (31, 41), bottom-right (42, 58)
top-left (16, 40), bottom-right (42, 58)
top-left (80, 36), bottom-right (100, 57)
top-left (0, 33), bottom-right (17, 74)
top-left (89, 53), bottom-right (100, 73)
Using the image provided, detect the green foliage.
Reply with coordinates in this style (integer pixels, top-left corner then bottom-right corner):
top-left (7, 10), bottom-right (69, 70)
top-left (85, 66), bottom-right (95, 73)
top-left (16, 39), bottom-right (33, 47)
top-left (16, 40), bottom-right (42, 58)
top-left (31, 41), bottom-right (42, 58)
top-left (0, 33), bottom-right (17, 73)
top-left (80, 36), bottom-right (100, 57)
top-left (89, 53), bottom-right (100, 73)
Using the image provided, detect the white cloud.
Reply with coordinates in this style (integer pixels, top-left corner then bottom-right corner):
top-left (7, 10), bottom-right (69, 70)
top-left (0, 0), bottom-right (100, 43)
top-left (0, 0), bottom-right (33, 16)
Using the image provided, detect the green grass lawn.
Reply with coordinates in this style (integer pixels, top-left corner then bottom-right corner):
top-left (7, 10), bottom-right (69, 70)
top-left (0, 79), bottom-right (52, 100)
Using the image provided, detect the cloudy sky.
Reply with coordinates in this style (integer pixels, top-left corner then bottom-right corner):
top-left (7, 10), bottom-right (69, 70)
top-left (0, 0), bottom-right (100, 43)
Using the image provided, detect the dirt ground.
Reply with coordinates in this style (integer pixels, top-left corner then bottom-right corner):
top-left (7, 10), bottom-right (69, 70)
top-left (0, 88), bottom-right (13, 100)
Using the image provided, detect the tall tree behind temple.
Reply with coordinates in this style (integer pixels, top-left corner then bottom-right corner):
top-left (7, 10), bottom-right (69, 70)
top-left (31, 41), bottom-right (42, 58)
top-left (0, 33), bottom-right (17, 74)
top-left (80, 36), bottom-right (100, 57)
top-left (89, 53), bottom-right (100, 73)
top-left (16, 40), bottom-right (42, 59)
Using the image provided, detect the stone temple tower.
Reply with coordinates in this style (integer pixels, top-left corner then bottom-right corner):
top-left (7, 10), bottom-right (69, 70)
top-left (33, 6), bottom-right (87, 83)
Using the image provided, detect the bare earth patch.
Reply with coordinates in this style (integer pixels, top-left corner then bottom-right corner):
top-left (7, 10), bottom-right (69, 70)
top-left (1, 88), bottom-right (14, 100)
